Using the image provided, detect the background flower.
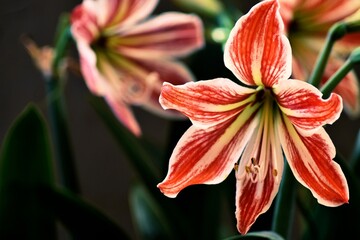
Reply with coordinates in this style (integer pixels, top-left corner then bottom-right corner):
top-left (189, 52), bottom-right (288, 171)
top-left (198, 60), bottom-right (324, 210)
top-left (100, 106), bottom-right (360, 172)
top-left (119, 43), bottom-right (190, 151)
top-left (71, 0), bottom-right (204, 135)
top-left (279, 0), bottom-right (360, 115)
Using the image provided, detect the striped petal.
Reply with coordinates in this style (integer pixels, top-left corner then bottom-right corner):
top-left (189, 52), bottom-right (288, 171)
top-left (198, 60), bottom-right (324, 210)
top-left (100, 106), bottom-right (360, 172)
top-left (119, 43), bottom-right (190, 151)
top-left (224, 0), bottom-right (292, 87)
top-left (71, 5), bottom-right (99, 43)
top-left (76, 42), bottom-right (110, 95)
top-left (114, 13), bottom-right (204, 59)
top-left (129, 58), bottom-right (197, 119)
top-left (278, 114), bottom-right (349, 207)
top-left (158, 104), bottom-right (261, 198)
top-left (274, 79), bottom-right (342, 133)
top-left (236, 159), bottom-right (282, 234)
top-left (235, 108), bottom-right (283, 234)
top-left (82, 0), bottom-right (158, 32)
top-left (159, 78), bottom-right (257, 127)
top-left (98, 52), bottom-right (196, 115)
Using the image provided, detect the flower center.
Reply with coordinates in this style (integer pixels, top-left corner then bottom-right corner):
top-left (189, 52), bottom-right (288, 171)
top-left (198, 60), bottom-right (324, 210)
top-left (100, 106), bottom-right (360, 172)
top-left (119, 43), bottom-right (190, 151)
top-left (236, 88), bottom-right (280, 183)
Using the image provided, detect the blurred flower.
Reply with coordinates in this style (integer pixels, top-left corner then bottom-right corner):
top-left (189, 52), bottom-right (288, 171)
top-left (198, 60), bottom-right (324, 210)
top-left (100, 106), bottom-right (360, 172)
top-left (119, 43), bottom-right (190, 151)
top-left (158, 0), bottom-right (348, 234)
top-left (172, 0), bottom-right (223, 17)
top-left (279, 0), bottom-right (360, 115)
top-left (70, 0), bottom-right (204, 136)
top-left (22, 36), bottom-right (54, 78)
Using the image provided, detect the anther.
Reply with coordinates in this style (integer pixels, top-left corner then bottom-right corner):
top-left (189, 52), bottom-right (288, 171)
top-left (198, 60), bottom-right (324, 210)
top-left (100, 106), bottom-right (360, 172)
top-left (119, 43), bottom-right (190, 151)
top-left (234, 163), bottom-right (239, 172)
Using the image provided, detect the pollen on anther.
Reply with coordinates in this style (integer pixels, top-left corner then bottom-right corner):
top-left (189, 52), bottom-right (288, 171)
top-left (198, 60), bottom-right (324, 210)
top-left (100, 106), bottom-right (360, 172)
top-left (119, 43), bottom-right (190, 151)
top-left (273, 169), bottom-right (278, 177)
top-left (245, 166), bottom-right (251, 173)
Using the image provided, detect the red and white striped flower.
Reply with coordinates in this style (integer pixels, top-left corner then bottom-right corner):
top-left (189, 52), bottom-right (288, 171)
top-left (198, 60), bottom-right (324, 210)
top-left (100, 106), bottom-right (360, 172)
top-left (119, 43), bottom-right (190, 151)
top-left (70, 0), bottom-right (204, 136)
top-left (279, 0), bottom-right (360, 115)
top-left (158, 0), bottom-right (349, 234)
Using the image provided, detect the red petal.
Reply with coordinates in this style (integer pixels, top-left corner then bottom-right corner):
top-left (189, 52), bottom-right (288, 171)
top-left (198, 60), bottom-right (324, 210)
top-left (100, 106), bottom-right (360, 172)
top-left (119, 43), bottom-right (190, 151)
top-left (158, 106), bottom-right (260, 198)
top-left (235, 105), bottom-right (283, 234)
top-left (236, 159), bottom-right (282, 234)
top-left (224, 0), bottom-right (291, 87)
top-left (274, 79), bottom-right (343, 132)
top-left (278, 115), bottom-right (349, 206)
top-left (71, 5), bottom-right (99, 43)
top-left (159, 78), bottom-right (256, 127)
top-left (130, 58), bottom-right (196, 119)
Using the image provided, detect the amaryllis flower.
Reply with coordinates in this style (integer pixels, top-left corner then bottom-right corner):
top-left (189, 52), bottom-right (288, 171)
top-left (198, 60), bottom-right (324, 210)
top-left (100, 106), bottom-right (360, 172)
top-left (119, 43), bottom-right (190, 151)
top-left (70, 0), bottom-right (204, 136)
top-left (279, 0), bottom-right (360, 115)
top-left (158, 0), bottom-right (349, 234)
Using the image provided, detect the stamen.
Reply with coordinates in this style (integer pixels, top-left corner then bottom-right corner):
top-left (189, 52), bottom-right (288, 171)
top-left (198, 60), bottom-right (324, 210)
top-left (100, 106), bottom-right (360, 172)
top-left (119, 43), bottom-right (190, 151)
top-left (251, 157), bottom-right (259, 166)
top-left (234, 163), bottom-right (239, 172)
top-left (244, 157), bottom-right (261, 182)
top-left (273, 169), bottom-right (278, 177)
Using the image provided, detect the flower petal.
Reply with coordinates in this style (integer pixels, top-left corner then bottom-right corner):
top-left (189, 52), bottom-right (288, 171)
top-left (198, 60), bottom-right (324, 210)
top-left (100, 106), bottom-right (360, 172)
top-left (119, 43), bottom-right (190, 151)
top-left (82, 0), bottom-right (158, 32)
top-left (235, 103), bottom-right (283, 234)
top-left (294, 0), bottom-right (360, 26)
top-left (71, 5), bottom-right (99, 43)
top-left (105, 95), bottom-right (141, 136)
top-left (278, 0), bottom-right (301, 31)
top-left (76, 42), bottom-right (110, 95)
top-left (224, 0), bottom-right (292, 87)
top-left (274, 79), bottom-right (342, 133)
top-left (159, 78), bottom-right (256, 127)
top-left (157, 105), bottom-right (261, 198)
top-left (277, 114), bottom-right (349, 207)
top-left (131, 59), bottom-right (197, 119)
top-left (114, 12), bottom-right (204, 59)
top-left (235, 158), bottom-right (282, 234)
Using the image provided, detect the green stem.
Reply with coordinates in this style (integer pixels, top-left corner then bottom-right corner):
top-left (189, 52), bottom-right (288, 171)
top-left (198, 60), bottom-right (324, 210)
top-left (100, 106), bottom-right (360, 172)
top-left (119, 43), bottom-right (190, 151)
top-left (307, 36), bottom-right (335, 87)
top-left (320, 47), bottom-right (360, 98)
top-left (271, 161), bottom-right (296, 239)
top-left (46, 17), bottom-right (79, 193)
top-left (52, 15), bottom-right (71, 77)
top-left (307, 23), bottom-right (347, 87)
top-left (46, 77), bottom-right (79, 193)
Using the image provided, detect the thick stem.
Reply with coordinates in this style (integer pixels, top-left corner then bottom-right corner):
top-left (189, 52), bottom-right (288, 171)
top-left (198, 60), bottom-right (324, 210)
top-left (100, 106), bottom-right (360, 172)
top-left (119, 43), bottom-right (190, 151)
top-left (47, 17), bottom-right (80, 193)
top-left (46, 77), bottom-right (80, 193)
top-left (307, 23), bottom-right (347, 87)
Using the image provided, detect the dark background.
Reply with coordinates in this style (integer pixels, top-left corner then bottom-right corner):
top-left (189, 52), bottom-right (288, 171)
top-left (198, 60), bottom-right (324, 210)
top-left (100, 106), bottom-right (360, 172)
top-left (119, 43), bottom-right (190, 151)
top-left (1, 0), bottom-right (360, 239)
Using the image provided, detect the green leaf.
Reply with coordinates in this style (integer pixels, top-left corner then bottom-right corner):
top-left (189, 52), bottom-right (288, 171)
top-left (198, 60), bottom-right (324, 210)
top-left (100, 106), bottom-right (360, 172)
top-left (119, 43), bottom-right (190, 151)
top-left (129, 182), bottom-right (174, 240)
top-left (39, 186), bottom-right (130, 239)
top-left (0, 104), bottom-right (56, 239)
top-left (223, 231), bottom-right (285, 240)
top-left (88, 96), bottom-right (161, 188)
